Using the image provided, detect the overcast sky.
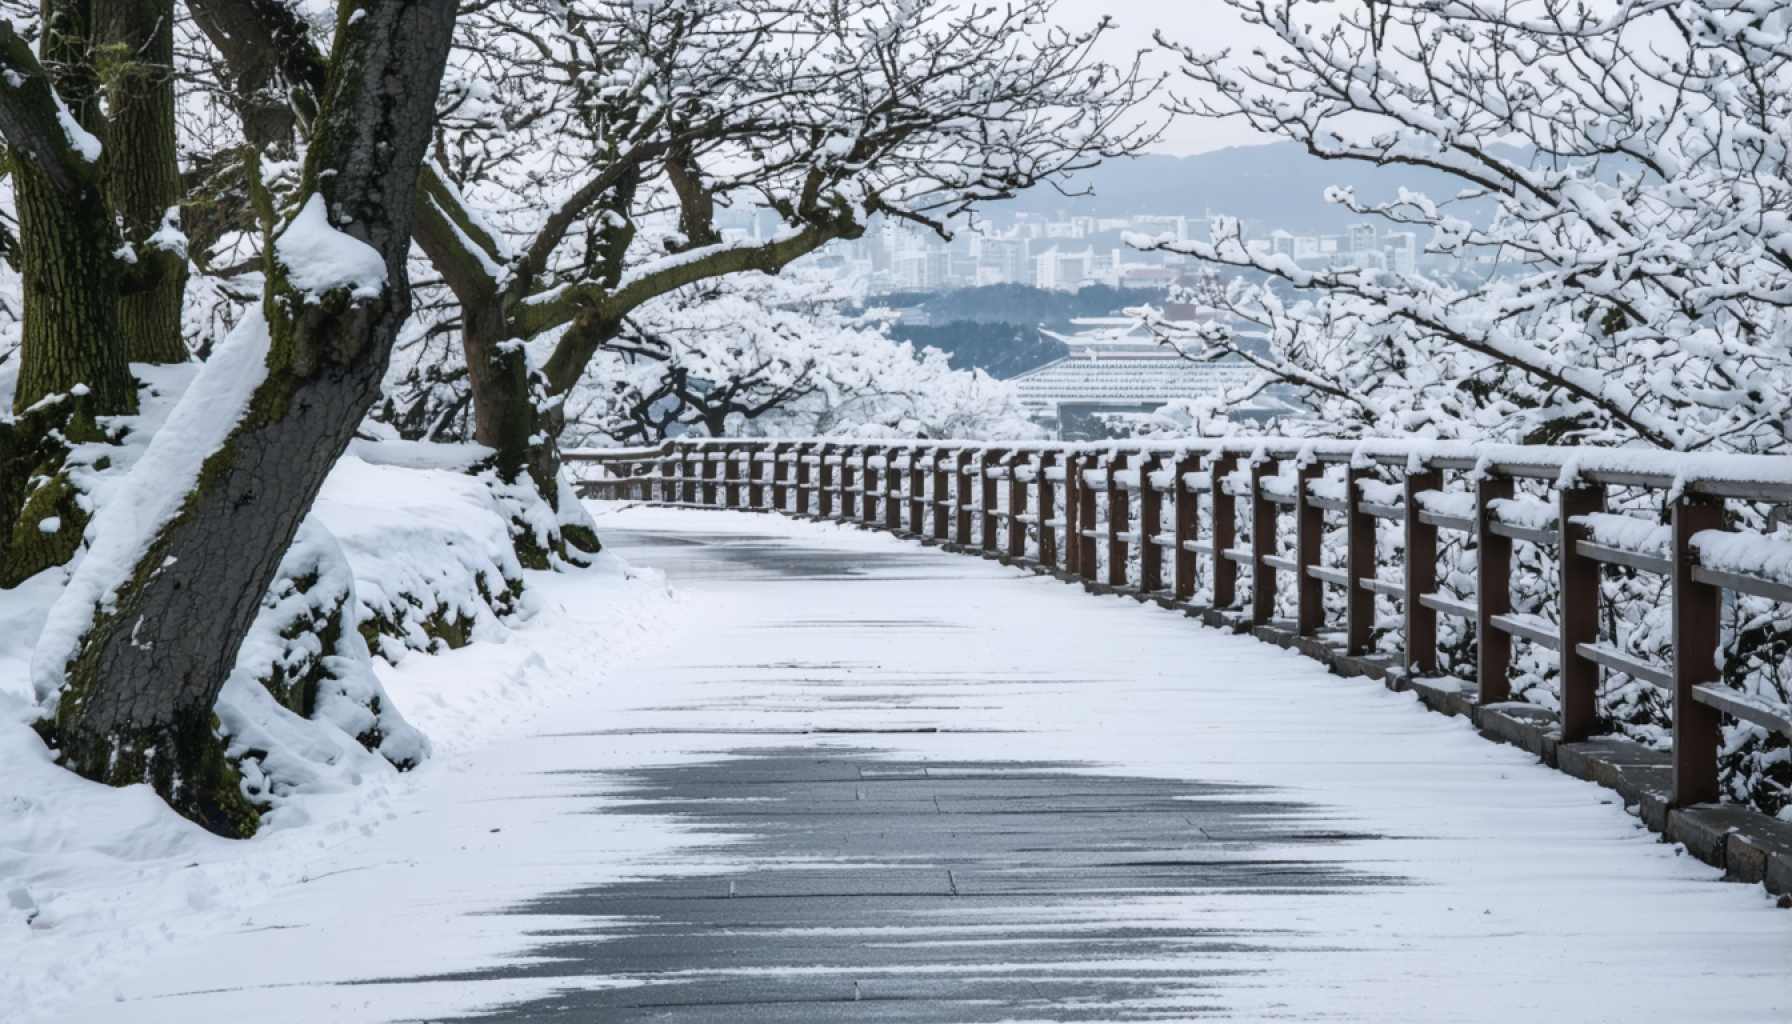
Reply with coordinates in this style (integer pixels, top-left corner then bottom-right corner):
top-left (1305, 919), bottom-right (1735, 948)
top-left (1052, 0), bottom-right (1270, 156)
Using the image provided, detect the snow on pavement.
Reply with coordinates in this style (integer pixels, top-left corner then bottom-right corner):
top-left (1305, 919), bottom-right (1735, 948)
top-left (43, 506), bottom-right (1792, 1021)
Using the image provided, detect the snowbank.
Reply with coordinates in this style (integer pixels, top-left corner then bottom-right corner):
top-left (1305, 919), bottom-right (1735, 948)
top-left (1, 376), bottom-right (678, 1020)
top-left (320, 453), bottom-right (530, 662)
top-left (0, 542), bottom-right (672, 1023)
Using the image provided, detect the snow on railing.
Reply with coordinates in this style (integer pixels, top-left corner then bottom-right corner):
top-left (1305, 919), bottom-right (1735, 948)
top-left (568, 435), bottom-right (1792, 811)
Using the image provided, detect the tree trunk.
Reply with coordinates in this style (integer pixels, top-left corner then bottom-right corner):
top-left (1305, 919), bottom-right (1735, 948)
top-left (702, 406), bottom-right (729, 436)
top-left (463, 304), bottom-right (539, 486)
top-left (39, 0), bottom-right (458, 836)
top-left (2, 4), bottom-right (131, 586)
top-left (461, 315), bottom-right (594, 564)
top-left (12, 166), bottom-right (134, 414)
top-left (11, 0), bottom-right (133, 415)
top-left (98, 0), bottom-right (188, 364)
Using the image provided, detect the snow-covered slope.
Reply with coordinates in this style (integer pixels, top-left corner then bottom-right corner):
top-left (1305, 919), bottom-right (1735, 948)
top-left (0, 370), bottom-right (677, 1020)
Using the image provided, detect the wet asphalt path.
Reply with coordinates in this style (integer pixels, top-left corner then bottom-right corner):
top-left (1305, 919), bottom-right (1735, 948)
top-left (437, 524), bottom-right (1398, 1021)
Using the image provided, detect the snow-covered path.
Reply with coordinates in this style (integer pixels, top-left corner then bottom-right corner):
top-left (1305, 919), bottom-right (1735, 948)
top-left (62, 507), bottom-right (1792, 1021)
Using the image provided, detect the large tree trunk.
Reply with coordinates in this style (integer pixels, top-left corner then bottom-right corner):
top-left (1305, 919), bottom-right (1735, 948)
top-left (1, 9), bottom-right (131, 587)
top-left (98, 0), bottom-right (188, 364)
top-left (12, 167), bottom-right (134, 413)
top-left (37, 0), bottom-right (458, 836)
top-left (10, 2), bottom-right (133, 415)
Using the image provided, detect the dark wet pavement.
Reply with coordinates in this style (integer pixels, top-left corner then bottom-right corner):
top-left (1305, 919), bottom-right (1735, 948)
top-left (429, 525), bottom-right (1399, 1022)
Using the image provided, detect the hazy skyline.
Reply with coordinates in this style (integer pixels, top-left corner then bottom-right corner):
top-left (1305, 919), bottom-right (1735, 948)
top-left (1055, 0), bottom-right (1271, 156)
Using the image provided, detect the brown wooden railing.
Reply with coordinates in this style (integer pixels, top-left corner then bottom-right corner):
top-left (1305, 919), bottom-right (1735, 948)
top-left (566, 437), bottom-right (1792, 813)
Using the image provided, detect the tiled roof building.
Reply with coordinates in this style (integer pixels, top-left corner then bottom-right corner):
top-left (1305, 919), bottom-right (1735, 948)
top-left (1011, 316), bottom-right (1282, 438)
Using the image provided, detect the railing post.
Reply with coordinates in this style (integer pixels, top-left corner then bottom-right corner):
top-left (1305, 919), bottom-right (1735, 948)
top-left (1007, 452), bottom-right (1028, 560)
top-left (981, 448), bottom-right (1006, 552)
top-left (1558, 483), bottom-right (1604, 741)
top-left (747, 446), bottom-right (766, 509)
top-left (1106, 452), bottom-right (1129, 587)
top-left (769, 443), bottom-right (790, 511)
top-left (1475, 473), bottom-right (1515, 704)
top-left (1210, 453), bottom-right (1239, 609)
top-left (1173, 453), bottom-right (1200, 602)
top-left (1138, 454), bottom-right (1164, 593)
top-left (659, 449), bottom-right (677, 503)
top-left (702, 447), bottom-right (719, 507)
top-left (1403, 467), bottom-right (1440, 676)
top-left (932, 448), bottom-right (951, 541)
top-left (1344, 462), bottom-right (1375, 656)
top-left (885, 447), bottom-right (904, 532)
top-left (861, 445), bottom-right (879, 525)
top-left (1063, 453), bottom-right (1081, 575)
top-left (818, 444), bottom-right (835, 518)
top-left (1038, 451), bottom-right (1060, 568)
top-left (955, 450), bottom-right (975, 545)
top-left (1078, 454), bottom-right (1100, 582)
top-left (1250, 457), bottom-right (1276, 626)
top-left (908, 446), bottom-right (927, 534)
top-left (795, 443), bottom-right (814, 514)
top-left (1672, 496), bottom-right (1724, 808)
top-left (841, 445), bottom-right (860, 520)
top-left (1295, 459), bottom-right (1323, 635)
top-left (725, 447), bottom-right (744, 508)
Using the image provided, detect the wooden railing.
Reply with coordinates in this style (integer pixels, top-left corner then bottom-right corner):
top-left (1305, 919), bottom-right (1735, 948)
top-left (566, 437), bottom-right (1792, 812)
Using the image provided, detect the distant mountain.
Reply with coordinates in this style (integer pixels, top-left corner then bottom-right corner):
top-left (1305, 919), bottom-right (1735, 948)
top-left (991, 142), bottom-right (1489, 236)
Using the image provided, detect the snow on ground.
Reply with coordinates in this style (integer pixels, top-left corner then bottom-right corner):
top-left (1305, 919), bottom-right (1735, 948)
top-left (29, 504), bottom-right (1791, 1023)
top-left (0, 480), bottom-right (676, 1023)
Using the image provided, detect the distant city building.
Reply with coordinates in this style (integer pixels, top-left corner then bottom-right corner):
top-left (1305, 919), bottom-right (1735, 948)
top-left (773, 209), bottom-right (1446, 296)
top-left (1010, 316), bottom-right (1283, 439)
top-left (1034, 247), bottom-right (1093, 291)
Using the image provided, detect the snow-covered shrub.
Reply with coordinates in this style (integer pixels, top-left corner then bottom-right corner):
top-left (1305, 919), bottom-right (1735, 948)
top-left (323, 445), bottom-right (534, 664)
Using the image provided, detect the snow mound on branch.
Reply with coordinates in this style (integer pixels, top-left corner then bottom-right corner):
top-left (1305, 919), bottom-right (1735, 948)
top-left (274, 194), bottom-right (387, 301)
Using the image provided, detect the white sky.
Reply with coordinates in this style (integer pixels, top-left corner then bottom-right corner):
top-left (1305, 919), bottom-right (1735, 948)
top-left (1052, 0), bottom-right (1271, 155)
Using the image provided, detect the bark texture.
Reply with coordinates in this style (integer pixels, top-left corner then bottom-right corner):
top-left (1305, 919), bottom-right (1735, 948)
top-left (40, 0), bottom-right (458, 836)
top-left (12, 165), bottom-right (133, 413)
top-left (5, 10), bottom-right (135, 415)
top-left (98, 0), bottom-right (189, 364)
top-left (0, 12), bottom-right (132, 587)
